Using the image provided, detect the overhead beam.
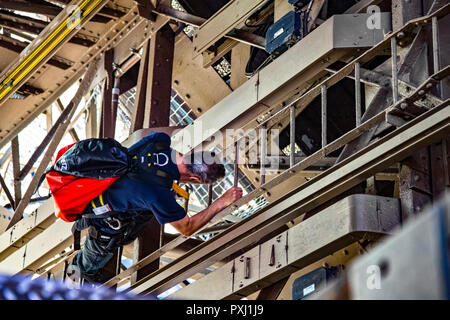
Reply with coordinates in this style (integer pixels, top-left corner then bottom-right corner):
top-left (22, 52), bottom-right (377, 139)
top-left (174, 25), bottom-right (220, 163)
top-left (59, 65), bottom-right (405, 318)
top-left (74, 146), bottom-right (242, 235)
top-left (0, 10), bottom-right (98, 47)
top-left (0, 3), bottom-right (165, 150)
top-left (0, 0), bottom-right (109, 107)
top-left (0, 0), bottom-right (113, 23)
top-left (0, 34), bottom-right (73, 70)
top-left (48, 0), bottom-right (126, 21)
top-left (191, 0), bottom-right (267, 57)
top-left (153, 4), bottom-right (266, 51)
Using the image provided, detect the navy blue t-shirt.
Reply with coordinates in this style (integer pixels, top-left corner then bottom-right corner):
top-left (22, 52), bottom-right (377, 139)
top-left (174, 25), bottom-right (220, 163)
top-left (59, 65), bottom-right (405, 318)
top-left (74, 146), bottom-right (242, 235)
top-left (87, 132), bottom-right (186, 233)
top-left (101, 175), bottom-right (186, 225)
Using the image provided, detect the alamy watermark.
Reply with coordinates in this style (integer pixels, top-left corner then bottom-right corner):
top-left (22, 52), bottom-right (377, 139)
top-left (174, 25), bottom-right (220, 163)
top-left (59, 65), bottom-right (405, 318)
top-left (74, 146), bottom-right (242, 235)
top-left (366, 264), bottom-right (382, 290)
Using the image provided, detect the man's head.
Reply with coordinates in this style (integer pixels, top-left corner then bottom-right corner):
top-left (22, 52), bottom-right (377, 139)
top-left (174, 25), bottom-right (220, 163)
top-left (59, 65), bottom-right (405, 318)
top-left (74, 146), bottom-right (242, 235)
top-left (176, 151), bottom-right (225, 184)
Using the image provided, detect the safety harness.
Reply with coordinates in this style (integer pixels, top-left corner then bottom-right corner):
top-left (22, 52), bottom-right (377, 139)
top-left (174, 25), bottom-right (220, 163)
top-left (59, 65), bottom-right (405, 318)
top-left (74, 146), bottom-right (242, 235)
top-left (45, 132), bottom-right (190, 251)
top-left (71, 181), bottom-right (190, 251)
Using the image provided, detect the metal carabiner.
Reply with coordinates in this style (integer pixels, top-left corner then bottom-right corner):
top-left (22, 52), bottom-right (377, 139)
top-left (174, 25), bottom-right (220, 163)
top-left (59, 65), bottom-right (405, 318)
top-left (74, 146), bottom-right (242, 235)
top-left (105, 217), bottom-right (122, 231)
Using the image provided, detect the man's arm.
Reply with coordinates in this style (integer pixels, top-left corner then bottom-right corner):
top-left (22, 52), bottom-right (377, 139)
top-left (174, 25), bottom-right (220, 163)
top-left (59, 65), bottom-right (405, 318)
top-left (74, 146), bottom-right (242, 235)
top-left (170, 187), bottom-right (243, 236)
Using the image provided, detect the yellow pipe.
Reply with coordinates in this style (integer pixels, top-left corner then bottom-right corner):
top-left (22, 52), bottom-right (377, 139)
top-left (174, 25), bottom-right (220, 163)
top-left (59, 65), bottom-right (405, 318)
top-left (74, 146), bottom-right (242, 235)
top-left (0, 1), bottom-right (89, 89)
top-left (0, 0), bottom-right (102, 101)
top-left (8, 0), bottom-right (102, 91)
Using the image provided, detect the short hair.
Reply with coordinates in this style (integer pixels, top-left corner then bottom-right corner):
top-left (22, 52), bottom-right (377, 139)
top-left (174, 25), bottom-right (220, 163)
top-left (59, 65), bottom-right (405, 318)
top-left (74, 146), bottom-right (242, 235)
top-left (183, 151), bottom-right (225, 184)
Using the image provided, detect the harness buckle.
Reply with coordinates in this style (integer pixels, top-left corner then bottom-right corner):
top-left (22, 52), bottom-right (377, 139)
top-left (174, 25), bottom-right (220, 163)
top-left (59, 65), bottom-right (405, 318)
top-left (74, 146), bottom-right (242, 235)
top-left (105, 217), bottom-right (122, 230)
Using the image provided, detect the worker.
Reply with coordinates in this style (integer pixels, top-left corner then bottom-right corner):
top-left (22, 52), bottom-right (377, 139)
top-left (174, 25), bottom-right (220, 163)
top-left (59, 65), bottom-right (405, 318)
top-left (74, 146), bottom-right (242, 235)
top-left (66, 132), bottom-right (243, 284)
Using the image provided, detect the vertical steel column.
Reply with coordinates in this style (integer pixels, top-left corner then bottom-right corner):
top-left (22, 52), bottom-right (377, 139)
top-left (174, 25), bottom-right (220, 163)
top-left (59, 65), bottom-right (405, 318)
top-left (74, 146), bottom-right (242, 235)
top-left (355, 62), bottom-right (362, 126)
top-left (143, 24), bottom-right (175, 128)
top-left (130, 40), bottom-right (150, 133)
top-left (11, 136), bottom-right (20, 209)
top-left (101, 49), bottom-right (117, 139)
top-left (111, 75), bottom-right (121, 125)
top-left (431, 16), bottom-right (442, 98)
top-left (260, 127), bottom-right (267, 185)
top-left (208, 183), bottom-right (214, 206)
top-left (183, 185), bottom-right (190, 213)
top-left (131, 23), bottom-right (175, 285)
top-left (99, 50), bottom-right (120, 286)
top-left (391, 37), bottom-right (399, 104)
top-left (289, 105), bottom-right (296, 167)
top-left (86, 94), bottom-right (98, 138)
top-left (321, 84), bottom-right (327, 147)
top-left (234, 142), bottom-right (239, 187)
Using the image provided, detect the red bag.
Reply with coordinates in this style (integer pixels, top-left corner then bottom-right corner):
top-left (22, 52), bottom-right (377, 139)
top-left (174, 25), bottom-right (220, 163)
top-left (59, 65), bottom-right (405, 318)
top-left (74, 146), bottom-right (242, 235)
top-left (46, 143), bottom-right (119, 222)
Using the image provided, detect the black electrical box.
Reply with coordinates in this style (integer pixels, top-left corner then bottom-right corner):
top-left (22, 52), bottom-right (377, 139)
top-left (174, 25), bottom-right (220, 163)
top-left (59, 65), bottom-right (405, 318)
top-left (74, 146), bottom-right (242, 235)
top-left (265, 10), bottom-right (303, 54)
top-left (292, 266), bottom-right (341, 300)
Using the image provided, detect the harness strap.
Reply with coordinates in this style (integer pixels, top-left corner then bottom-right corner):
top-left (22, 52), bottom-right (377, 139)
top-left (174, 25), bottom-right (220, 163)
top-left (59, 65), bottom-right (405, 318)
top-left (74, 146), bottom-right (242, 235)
top-left (172, 182), bottom-right (189, 200)
top-left (71, 224), bottom-right (81, 251)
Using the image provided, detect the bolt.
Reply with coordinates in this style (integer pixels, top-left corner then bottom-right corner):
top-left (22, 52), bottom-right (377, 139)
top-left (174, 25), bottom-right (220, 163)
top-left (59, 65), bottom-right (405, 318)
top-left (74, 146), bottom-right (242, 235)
top-left (426, 83), bottom-right (433, 89)
top-left (418, 90), bottom-right (425, 95)
top-left (400, 102), bottom-right (408, 110)
top-left (397, 31), bottom-right (405, 39)
top-left (414, 175), bottom-right (420, 181)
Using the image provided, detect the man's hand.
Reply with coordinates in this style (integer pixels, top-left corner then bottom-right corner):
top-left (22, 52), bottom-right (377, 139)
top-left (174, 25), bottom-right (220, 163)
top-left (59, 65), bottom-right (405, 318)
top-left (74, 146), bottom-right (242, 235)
top-left (170, 186), bottom-right (243, 237)
top-left (218, 187), bottom-right (243, 208)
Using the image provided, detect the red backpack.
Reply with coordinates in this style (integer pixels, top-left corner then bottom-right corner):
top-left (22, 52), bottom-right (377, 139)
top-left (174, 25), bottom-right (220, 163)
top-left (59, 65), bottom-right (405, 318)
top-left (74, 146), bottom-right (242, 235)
top-left (46, 143), bottom-right (120, 222)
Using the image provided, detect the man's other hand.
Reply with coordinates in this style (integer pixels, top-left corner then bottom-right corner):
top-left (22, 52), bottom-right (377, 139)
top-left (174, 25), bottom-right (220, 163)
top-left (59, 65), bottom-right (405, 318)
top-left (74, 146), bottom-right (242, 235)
top-left (219, 187), bottom-right (243, 208)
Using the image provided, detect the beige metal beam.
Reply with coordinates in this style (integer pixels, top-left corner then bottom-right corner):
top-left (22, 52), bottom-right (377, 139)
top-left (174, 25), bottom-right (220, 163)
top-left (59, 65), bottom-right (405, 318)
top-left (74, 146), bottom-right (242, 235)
top-left (0, 0), bottom-right (109, 107)
top-left (192, 0), bottom-right (266, 58)
top-left (0, 199), bottom-right (56, 263)
top-left (0, 3), bottom-right (167, 150)
top-left (168, 195), bottom-right (401, 300)
top-left (171, 12), bottom-right (390, 155)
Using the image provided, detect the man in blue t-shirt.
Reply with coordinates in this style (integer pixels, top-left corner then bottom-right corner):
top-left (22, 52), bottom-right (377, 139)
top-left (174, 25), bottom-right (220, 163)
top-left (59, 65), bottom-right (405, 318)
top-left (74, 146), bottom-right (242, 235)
top-left (67, 132), bottom-right (242, 284)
